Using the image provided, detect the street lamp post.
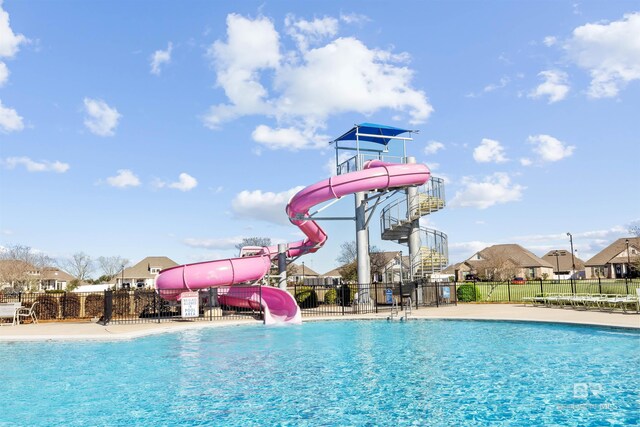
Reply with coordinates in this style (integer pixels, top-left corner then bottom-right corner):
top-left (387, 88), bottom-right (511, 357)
top-left (553, 251), bottom-right (561, 284)
top-left (626, 239), bottom-right (631, 280)
top-left (567, 232), bottom-right (576, 293)
top-left (302, 261), bottom-right (305, 285)
top-left (120, 264), bottom-right (125, 290)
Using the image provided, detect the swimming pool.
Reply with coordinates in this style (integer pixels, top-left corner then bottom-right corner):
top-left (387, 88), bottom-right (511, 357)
top-left (1, 320), bottom-right (638, 426)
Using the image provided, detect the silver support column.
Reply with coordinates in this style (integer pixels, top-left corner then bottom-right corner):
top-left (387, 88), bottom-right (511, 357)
top-left (278, 243), bottom-right (287, 290)
top-left (355, 191), bottom-right (370, 304)
top-left (406, 156), bottom-right (422, 303)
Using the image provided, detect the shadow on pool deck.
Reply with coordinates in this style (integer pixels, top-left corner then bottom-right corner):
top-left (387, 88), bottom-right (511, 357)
top-left (0, 304), bottom-right (637, 341)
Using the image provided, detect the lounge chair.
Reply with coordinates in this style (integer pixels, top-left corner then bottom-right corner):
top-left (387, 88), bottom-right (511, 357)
top-left (16, 301), bottom-right (38, 324)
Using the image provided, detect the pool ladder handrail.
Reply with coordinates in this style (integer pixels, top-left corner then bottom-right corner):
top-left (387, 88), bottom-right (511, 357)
top-left (387, 297), bottom-right (411, 321)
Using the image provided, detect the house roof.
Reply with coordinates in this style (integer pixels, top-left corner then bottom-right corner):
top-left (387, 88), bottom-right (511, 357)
top-left (121, 256), bottom-right (178, 279)
top-left (289, 263), bottom-right (320, 276)
top-left (541, 250), bottom-right (585, 272)
top-left (467, 244), bottom-right (554, 268)
top-left (40, 267), bottom-right (75, 281)
top-left (585, 237), bottom-right (640, 266)
top-left (320, 252), bottom-right (410, 278)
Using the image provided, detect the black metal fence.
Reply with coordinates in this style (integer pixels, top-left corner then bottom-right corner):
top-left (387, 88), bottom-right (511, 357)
top-left (291, 281), bottom-right (457, 317)
top-left (2, 279), bottom-right (637, 325)
top-left (454, 278), bottom-right (640, 302)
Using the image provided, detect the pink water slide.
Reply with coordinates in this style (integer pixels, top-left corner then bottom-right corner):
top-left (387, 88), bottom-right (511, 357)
top-left (156, 160), bottom-right (430, 324)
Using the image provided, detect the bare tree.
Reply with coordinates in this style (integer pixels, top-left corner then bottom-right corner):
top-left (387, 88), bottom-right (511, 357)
top-left (235, 237), bottom-right (272, 253)
top-left (630, 225), bottom-right (640, 237)
top-left (0, 244), bottom-right (54, 291)
top-left (64, 252), bottom-right (94, 282)
top-left (97, 256), bottom-right (129, 280)
top-left (337, 241), bottom-right (357, 265)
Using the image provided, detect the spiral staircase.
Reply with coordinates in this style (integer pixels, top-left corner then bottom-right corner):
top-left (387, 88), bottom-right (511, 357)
top-left (380, 176), bottom-right (448, 279)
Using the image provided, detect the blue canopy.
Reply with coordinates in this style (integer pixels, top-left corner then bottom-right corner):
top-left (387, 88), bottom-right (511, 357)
top-left (331, 123), bottom-right (416, 145)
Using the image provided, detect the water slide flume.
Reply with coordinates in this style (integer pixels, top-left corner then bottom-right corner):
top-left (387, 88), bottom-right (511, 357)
top-left (156, 160), bottom-right (430, 324)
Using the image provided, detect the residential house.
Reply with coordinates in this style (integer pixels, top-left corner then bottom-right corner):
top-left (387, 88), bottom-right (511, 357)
top-left (584, 237), bottom-right (640, 279)
top-left (442, 262), bottom-right (470, 281)
top-left (541, 250), bottom-right (586, 280)
top-left (115, 256), bottom-right (178, 289)
top-left (40, 267), bottom-right (75, 291)
top-left (461, 244), bottom-right (554, 280)
top-left (320, 252), bottom-right (411, 284)
top-left (0, 260), bottom-right (75, 291)
top-left (287, 263), bottom-right (320, 284)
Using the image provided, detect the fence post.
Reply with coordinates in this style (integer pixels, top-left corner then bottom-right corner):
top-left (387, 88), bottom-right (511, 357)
top-left (209, 287), bottom-right (213, 321)
top-left (103, 290), bottom-right (113, 325)
top-left (374, 282), bottom-right (378, 314)
top-left (435, 282), bottom-right (439, 307)
top-left (540, 279), bottom-right (544, 295)
top-left (153, 291), bottom-right (159, 323)
top-left (507, 280), bottom-right (511, 302)
top-left (18, 292), bottom-right (22, 303)
top-left (626, 282), bottom-right (629, 295)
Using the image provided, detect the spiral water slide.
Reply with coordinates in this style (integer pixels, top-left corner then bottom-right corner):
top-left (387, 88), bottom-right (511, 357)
top-left (156, 160), bottom-right (431, 324)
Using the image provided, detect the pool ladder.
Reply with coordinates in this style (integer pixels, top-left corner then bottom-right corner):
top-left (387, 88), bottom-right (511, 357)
top-left (387, 297), bottom-right (411, 322)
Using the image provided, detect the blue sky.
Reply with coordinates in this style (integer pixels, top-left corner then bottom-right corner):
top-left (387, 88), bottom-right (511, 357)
top-left (1, 0), bottom-right (639, 276)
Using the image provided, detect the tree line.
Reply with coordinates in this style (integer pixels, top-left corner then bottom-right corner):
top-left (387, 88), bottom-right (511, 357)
top-left (0, 244), bottom-right (129, 291)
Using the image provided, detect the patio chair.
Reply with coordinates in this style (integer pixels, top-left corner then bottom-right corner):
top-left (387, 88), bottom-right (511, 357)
top-left (17, 301), bottom-right (38, 324)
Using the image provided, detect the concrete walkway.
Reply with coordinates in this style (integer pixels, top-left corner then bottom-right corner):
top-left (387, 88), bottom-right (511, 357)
top-left (0, 304), bottom-right (638, 342)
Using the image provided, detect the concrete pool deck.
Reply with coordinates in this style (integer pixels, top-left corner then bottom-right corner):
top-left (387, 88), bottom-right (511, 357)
top-left (0, 304), bottom-right (638, 342)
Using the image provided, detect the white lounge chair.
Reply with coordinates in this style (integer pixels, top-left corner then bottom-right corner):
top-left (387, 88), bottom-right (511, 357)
top-left (16, 301), bottom-right (38, 324)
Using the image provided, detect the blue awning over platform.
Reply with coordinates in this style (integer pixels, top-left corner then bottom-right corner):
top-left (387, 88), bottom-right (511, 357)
top-left (331, 123), bottom-right (416, 145)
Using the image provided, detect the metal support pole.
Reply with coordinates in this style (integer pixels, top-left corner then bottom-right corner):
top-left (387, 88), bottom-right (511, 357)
top-left (278, 243), bottom-right (287, 290)
top-left (355, 191), bottom-right (370, 304)
top-left (406, 156), bottom-right (422, 303)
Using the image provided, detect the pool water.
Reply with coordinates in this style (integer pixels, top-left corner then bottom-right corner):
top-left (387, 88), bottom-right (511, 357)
top-left (1, 320), bottom-right (638, 426)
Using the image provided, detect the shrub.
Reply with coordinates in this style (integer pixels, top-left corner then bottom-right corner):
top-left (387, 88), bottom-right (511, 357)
top-left (84, 294), bottom-right (104, 317)
top-left (324, 288), bottom-right (337, 304)
top-left (113, 290), bottom-right (131, 316)
top-left (60, 293), bottom-right (81, 318)
top-left (336, 285), bottom-right (355, 306)
top-left (457, 283), bottom-right (480, 302)
top-left (295, 286), bottom-right (318, 308)
top-left (35, 295), bottom-right (60, 320)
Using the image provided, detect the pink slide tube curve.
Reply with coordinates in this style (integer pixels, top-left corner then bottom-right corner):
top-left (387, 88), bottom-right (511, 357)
top-left (156, 161), bottom-right (430, 324)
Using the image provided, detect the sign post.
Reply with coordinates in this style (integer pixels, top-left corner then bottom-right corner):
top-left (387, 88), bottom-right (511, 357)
top-left (180, 292), bottom-right (199, 319)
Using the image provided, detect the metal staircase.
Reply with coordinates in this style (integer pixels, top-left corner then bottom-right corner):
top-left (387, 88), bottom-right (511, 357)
top-left (380, 176), bottom-right (448, 279)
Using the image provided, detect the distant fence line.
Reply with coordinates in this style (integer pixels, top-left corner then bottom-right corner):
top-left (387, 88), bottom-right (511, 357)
top-left (0, 279), bottom-right (637, 325)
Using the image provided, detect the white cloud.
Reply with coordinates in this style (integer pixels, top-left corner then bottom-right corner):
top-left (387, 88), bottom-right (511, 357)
top-left (473, 138), bottom-right (508, 163)
top-left (169, 173), bottom-right (198, 192)
top-left (543, 36), bottom-right (557, 47)
top-left (83, 98), bottom-right (121, 136)
top-left (533, 70), bottom-right (569, 99)
top-left (0, 99), bottom-right (23, 132)
top-left (528, 134), bottom-right (575, 162)
top-left (566, 12), bottom-right (640, 98)
top-left (3, 156), bottom-right (69, 173)
top-left (106, 169), bottom-right (140, 188)
top-left (0, 61), bottom-right (8, 86)
top-left (520, 158), bottom-right (533, 166)
top-left (251, 125), bottom-right (314, 150)
top-left (424, 140), bottom-right (445, 155)
top-left (0, 3), bottom-right (27, 58)
top-left (529, 70), bottom-right (570, 103)
top-left (483, 76), bottom-right (510, 93)
top-left (285, 15), bottom-right (338, 52)
top-left (150, 42), bottom-right (172, 75)
top-left (232, 186), bottom-right (304, 225)
top-left (449, 173), bottom-right (524, 209)
top-left (203, 14), bottom-right (433, 149)
top-left (339, 13), bottom-right (370, 25)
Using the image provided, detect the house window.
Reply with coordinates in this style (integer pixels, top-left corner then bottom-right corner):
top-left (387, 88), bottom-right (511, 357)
top-left (150, 267), bottom-right (161, 274)
top-left (528, 268), bottom-right (536, 278)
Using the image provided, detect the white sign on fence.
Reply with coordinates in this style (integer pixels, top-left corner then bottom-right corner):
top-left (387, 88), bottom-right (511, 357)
top-left (180, 292), bottom-right (199, 318)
